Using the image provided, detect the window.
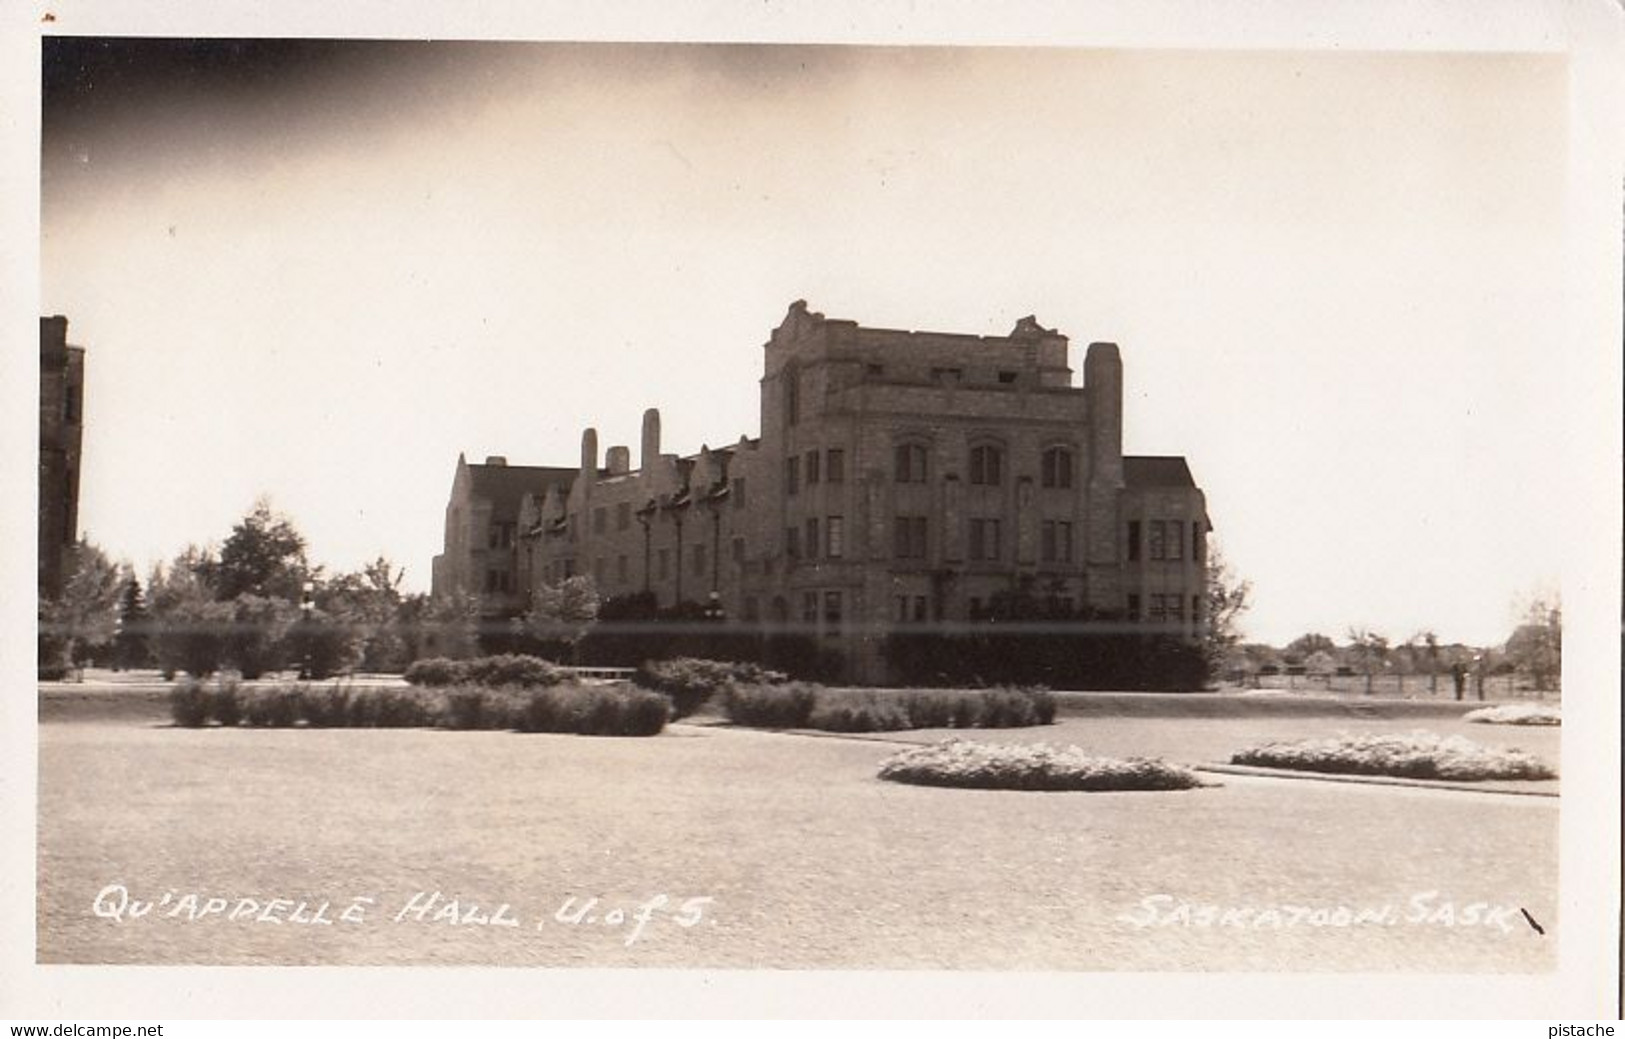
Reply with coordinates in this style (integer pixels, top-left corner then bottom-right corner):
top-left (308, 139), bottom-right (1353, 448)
top-left (806, 450), bottom-right (821, 484)
top-left (657, 549), bottom-right (669, 579)
top-left (1127, 593), bottom-right (1142, 622)
top-left (895, 596), bottom-right (911, 623)
top-left (1193, 523), bottom-right (1203, 561)
top-left (1128, 520), bottom-right (1142, 561)
top-left (894, 515), bottom-right (928, 559)
top-left (1041, 447), bottom-right (1074, 489)
top-left (489, 523), bottom-right (514, 549)
top-left (785, 526), bottom-right (801, 559)
top-left (485, 569), bottom-right (500, 592)
top-left (931, 367), bottom-right (963, 384)
top-left (1148, 521), bottom-right (1165, 561)
top-left (785, 456), bottom-right (800, 495)
top-left (616, 555), bottom-right (628, 583)
top-left (1041, 520), bottom-right (1073, 563)
top-left (784, 367), bottom-right (800, 425)
top-left (998, 370), bottom-right (1018, 384)
top-left (692, 544), bottom-right (706, 576)
top-left (969, 518), bottom-right (1002, 561)
top-left (826, 449), bottom-right (845, 483)
top-left (826, 516), bottom-right (845, 558)
top-left (732, 537), bottom-right (745, 563)
top-left (866, 363), bottom-right (885, 377)
top-left (805, 518), bottom-right (820, 560)
top-left (1192, 595), bottom-right (1202, 623)
top-left (819, 588), bottom-right (845, 630)
top-left (913, 596), bottom-right (929, 622)
top-left (1149, 594), bottom-right (1167, 622)
top-left (969, 445), bottom-right (1003, 485)
top-left (802, 592), bottom-right (818, 624)
top-left (616, 502), bottom-right (631, 531)
top-left (732, 477), bottom-right (746, 509)
top-left (1167, 521), bottom-right (1184, 561)
top-left (895, 443), bottom-right (928, 483)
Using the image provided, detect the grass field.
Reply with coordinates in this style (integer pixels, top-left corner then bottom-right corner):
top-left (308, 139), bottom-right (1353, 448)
top-left (37, 690), bottom-right (1558, 971)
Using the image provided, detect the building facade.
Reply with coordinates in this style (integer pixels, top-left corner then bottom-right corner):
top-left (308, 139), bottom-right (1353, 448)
top-left (39, 316), bottom-right (85, 601)
top-left (434, 301), bottom-right (1209, 682)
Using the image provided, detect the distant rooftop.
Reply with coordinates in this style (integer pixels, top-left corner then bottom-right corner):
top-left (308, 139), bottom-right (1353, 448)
top-left (1123, 456), bottom-right (1196, 488)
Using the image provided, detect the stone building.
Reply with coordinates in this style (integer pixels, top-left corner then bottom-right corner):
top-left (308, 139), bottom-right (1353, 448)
top-left (39, 316), bottom-right (85, 601)
top-left (433, 301), bottom-right (1210, 682)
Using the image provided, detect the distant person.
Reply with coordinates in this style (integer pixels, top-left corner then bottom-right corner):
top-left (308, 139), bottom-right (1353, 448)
top-left (1450, 662), bottom-right (1467, 701)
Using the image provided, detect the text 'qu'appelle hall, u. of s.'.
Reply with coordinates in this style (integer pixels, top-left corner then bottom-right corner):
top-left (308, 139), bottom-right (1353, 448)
top-left (433, 301), bottom-right (1210, 684)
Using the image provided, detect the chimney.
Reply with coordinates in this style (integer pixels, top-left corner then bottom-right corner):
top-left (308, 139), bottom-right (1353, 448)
top-left (641, 408), bottom-right (661, 470)
top-left (580, 428), bottom-right (599, 488)
top-left (484, 456), bottom-right (507, 467)
top-left (606, 445), bottom-right (631, 475)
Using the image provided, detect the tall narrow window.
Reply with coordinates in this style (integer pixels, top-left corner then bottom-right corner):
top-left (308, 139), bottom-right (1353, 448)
top-left (785, 526), bottom-right (801, 559)
top-left (895, 443), bottom-right (928, 483)
top-left (806, 450), bottom-right (821, 484)
top-left (1127, 593), bottom-right (1142, 621)
top-left (823, 591), bottom-right (843, 630)
top-left (732, 477), bottom-right (747, 509)
top-left (785, 456), bottom-right (799, 496)
top-left (1041, 447), bottom-right (1074, 489)
top-left (1128, 520), bottom-right (1142, 561)
top-left (1148, 520), bottom-right (1166, 561)
top-left (826, 449), bottom-right (845, 483)
top-left (969, 518), bottom-right (1001, 561)
top-left (1167, 521), bottom-right (1184, 561)
top-left (969, 445), bottom-right (1003, 485)
top-left (784, 367), bottom-right (800, 425)
top-left (826, 516), bottom-right (845, 558)
top-left (1193, 523), bottom-right (1202, 561)
top-left (805, 518), bottom-right (820, 560)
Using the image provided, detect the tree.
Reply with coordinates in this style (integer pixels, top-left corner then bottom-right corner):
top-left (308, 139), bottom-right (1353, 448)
top-left (1202, 546), bottom-right (1252, 684)
top-left (321, 556), bottom-right (408, 671)
top-left (1346, 628), bottom-right (1390, 696)
top-left (1284, 632), bottom-right (1336, 662)
top-left (1504, 594), bottom-right (1561, 693)
top-left (40, 541), bottom-right (126, 679)
top-left (147, 547), bottom-right (231, 678)
top-left (215, 498), bottom-right (314, 601)
top-left (112, 575), bottom-right (154, 671)
top-left (400, 592), bottom-right (481, 662)
top-left (526, 576), bottom-right (602, 664)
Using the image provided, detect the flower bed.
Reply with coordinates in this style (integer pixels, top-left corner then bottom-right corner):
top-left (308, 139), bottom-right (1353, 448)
top-left (1463, 704), bottom-right (1561, 726)
top-left (1230, 731), bottom-right (1555, 781)
top-left (878, 738), bottom-right (1206, 792)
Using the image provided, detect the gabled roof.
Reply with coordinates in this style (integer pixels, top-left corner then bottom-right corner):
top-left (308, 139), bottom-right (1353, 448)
top-left (467, 463), bottom-right (575, 516)
top-left (1123, 455), bottom-right (1196, 488)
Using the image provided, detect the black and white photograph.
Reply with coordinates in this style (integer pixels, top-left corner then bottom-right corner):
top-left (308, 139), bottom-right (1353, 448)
top-left (5, 0), bottom-right (1621, 1023)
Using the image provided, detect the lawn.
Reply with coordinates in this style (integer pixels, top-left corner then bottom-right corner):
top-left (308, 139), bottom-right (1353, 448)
top-left (37, 701), bottom-right (1557, 971)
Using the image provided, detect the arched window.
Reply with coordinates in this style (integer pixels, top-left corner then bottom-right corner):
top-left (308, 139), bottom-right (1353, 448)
top-left (895, 442), bottom-right (928, 483)
top-left (969, 444), bottom-right (1003, 486)
top-left (1041, 446), bottom-right (1074, 489)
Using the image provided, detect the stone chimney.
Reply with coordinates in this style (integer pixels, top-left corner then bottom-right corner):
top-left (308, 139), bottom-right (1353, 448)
top-left (606, 445), bottom-right (631, 475)
top-left (641, 408), bottom-right (661, 470)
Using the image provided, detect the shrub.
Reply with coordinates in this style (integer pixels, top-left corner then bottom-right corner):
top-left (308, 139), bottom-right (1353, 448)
top-left (242, 684), bottom-right (302, 728)
top-left (298, 681), bottom-right (354, 728)
top-left (169, 677), bottom-right (211, 727)
top-left (879, 739), bottom-right (1206, 792)
top-left (635, 658), bottom-right (787, 719)
top-left (899, 690), bottom-right (959, 729)
top-left (808, 691), bottom-right (911, 732)
top-left (514, 683), bottom-right (669, 736)
top-left (464, 654), bottom-right (574, 689)
top-left (404, 657), bottom-right (466, 686)
top-left (1231, 732), bottom-right (1556, 781)
top-left (342, 686), bottom-right (441, 728)
top-left (721, 681), bottom-right (819, 728)
top-left (212, 676), bottom-right (243, 727)
top-left (1464, 704), bottom-right (1561, 726)
top-left (444, 686), bottom-right (524, 730)
top-left (285, 608), bottom-right (365, 680)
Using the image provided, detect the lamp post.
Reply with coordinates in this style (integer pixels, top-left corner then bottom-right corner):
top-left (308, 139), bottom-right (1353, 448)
top-left (299, 580), bottom-right (315, 680)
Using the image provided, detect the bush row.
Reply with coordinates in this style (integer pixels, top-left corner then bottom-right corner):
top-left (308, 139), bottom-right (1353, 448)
top-left (718, 683), bottom-right (1056, 732)
top-left (879, 739), bottom-right (1206, 792)
top-left (404, 654), bottom-right (575, 689)
top-left (169, 678), bottom-right (667, 736)
top-left (632, 657), bottom-right (788, 719)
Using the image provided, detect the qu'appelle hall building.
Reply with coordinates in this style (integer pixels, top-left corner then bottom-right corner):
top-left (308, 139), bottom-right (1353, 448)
top-left (432, 301), bottom-right (1210, 684)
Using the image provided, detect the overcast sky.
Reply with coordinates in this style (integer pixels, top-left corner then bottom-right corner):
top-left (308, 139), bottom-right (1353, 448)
top-left (38, 36), bottom-right (1577, 646)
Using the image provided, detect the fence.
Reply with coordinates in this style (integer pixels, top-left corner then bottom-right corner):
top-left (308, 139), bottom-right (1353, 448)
top-left (1234, 671), bottom-right (1557, 701)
